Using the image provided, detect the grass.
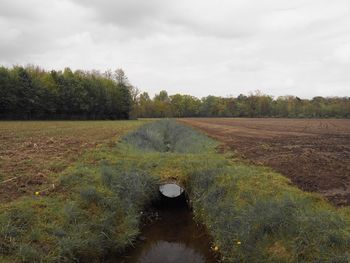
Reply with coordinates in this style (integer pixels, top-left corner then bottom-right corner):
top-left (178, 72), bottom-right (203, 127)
top-left (0, 121), bottom-right (148, 202)
top-left (0, 120), bottom-right (151, 262)
top-left (188, 164), bottom-right (350, 262)
top-left (122, 119), bottom-right (217, 153)
top-left (123, 120), bottom-right (350, 262)
top-left (1, 119), bottom-right (349, 262)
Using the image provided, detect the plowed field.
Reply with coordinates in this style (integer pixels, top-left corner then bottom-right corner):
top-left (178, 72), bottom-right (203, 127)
top-left (180, 118), bottom-right (350, 206)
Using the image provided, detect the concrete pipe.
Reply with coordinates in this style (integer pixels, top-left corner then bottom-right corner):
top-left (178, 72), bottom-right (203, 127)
top-left (159, 182), bottom-right (184, 198)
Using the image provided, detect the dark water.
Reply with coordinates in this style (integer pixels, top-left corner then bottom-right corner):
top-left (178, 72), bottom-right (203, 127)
top-left (114, 194), bottom-right (217, 263)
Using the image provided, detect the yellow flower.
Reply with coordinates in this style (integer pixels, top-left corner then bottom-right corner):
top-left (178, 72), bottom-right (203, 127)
top-left (214, 246), bottom-right (219, 251)
top-left (35, 191), bottom-right (40, 196)
top-left (237, 241), bottom-right (241, 245)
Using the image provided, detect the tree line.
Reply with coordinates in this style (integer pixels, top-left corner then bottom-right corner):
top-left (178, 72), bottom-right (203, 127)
top-left (0, 66), bottom-right (132, 120)
top-left (0, 65), bottom-right (349, 119)
top-left (134, 90), bottom-right (350, 118)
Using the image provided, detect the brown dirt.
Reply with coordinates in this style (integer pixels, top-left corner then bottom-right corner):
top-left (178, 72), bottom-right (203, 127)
top-left (0, 121), bottom-right (145, 203)
top-left (180, 118), bottom-right (350, 206)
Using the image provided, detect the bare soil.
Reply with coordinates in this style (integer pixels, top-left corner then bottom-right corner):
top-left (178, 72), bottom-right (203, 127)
top-left (0, 121), bottom-right (145, 203)
top-left (180, 118), bottom-right (350, 206)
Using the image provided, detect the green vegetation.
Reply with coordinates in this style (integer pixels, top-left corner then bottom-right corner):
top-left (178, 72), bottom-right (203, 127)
top-left (123, 120), bottom-right (350, 261)
top-left (0, 66), bottom-right (132, 120)
top-left (1, 120), bottom-right (349, 262)
top-left (123, 120), bottom-right (216, 153)
top-left (1, 64), bottom-right (349, 120)
top-left (135, 90), bottom-right (350, 118)
top-left (0, 167), bottom-right (158, 262)
top-left (0, 120), bottom-right (151, 262)
top-left (189, 165), bottom-right (350, 262)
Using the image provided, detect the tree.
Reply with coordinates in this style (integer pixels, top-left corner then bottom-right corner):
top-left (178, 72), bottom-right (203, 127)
top-left (0, 65), bottom-right (134, 120)
top-left (114, 69), bottom-right (128, 85)
top-left (129, 85), bottom-right (141, 119)
top-left (154, 90), bottom-right (171, 117)
top-left (1, 65), bottom-right (349, 119)
top-left (0, 67), bottom-right (12, 115)
top-left (138, 92), bottom-right (154, 118)
top-left (13, 66), bottom-right (38, 119)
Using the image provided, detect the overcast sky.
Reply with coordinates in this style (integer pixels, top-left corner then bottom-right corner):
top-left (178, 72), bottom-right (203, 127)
top-left (0, 0), bottom-right (349, 98)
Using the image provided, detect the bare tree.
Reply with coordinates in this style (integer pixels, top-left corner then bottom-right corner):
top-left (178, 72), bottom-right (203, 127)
top-left (114, 68), bottom-right (128, 85)
top-left (129, 85), bottom-right (140, 103)
top-left (103, 69), bottom-right (113, 79)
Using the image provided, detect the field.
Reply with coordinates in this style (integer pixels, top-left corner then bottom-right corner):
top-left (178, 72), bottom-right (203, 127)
top-left (0, 121), bottom-right (149, 202)
top-left (1, 119), bottom-right (350, 262)
top-left (180, 118), bottom-right (350, 206)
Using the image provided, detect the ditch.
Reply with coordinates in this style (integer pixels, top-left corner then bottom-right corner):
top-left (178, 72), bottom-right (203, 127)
top-left (113, 189), bottom-right (217, 263)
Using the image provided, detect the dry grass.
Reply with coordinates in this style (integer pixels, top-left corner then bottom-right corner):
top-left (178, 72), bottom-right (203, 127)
top-left (0, 121), bottom-right (148, 202)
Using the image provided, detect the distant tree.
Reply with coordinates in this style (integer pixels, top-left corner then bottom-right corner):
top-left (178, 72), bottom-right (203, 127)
top-left (0, 67), bottom-right (12, 115)
top-left (170, 94), bottom-right (201, 117)
top-left (112, 68), bottom-right (132, 119)
top-left (13, 66), bottom-right (39, 119)
top-left (0, 65), bottom-right (133, 120)
top-left (138, 92), bottom-right (154, 118)
top-left (114, 69), bottom-right (128, 85)
top-left (200, 96), bottom-right (222, 117)
top-left (154, 90), bottom-right (171, 117)
top-left (1, 64), bottom-right (349, 119)
top-left (154, 90), bottom-right (170, 102)
top-left (129, 85), bottom-right (141, 119)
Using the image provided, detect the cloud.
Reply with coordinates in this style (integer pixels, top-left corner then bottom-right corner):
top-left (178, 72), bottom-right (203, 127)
top-left (0, 0), bottom-right (349, 98)
top-left (333, 41), bottom-right (350, 64)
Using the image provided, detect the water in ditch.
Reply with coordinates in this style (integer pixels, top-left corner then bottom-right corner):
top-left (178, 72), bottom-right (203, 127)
top-left (113, 192), bottom-right (218, 263)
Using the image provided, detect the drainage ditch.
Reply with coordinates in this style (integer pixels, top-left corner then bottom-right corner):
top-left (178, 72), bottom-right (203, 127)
top-left (113, 184), bottom-right (217, 263)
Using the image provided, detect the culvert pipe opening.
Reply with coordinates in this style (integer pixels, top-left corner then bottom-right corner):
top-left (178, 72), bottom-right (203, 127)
top-left (115, 182), bottom-right (217, 262)
top-left (159, 183), bottom-right (184, 198)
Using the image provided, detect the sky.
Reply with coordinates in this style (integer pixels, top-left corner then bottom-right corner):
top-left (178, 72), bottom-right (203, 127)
top-left (0, 0), bottom-right (349, 99)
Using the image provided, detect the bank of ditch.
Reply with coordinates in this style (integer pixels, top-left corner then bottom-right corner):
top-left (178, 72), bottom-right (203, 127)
top-left (1, 120), bottom-right (350, 262)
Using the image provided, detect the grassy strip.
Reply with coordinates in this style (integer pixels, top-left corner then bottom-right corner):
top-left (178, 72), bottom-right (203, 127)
top-left (123, 119), bottom-right (217, 153)
top-left (189, 164), bottom-right (350, 262)
top-left (1, 119), bottom-right (349, 262)
top-left (122, 120), bottom-right (350, 262)
top-left (0, 120), bottom-right (154, 262)
top-left (0, 120), bottom-right (218, 262)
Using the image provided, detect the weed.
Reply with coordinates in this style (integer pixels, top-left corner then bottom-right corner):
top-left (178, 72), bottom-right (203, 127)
top-left (29, 229), bottom-right (41, 242)
top-left (63, 202), bottom-right (85, 225)
top-left (80, 187), bottom-right (102, 205)
top-left (59, 165), bottom-right (92, 188)
top-left (17, 244), bottom-right (41, 263)
top-left (7, 207), bottom-right (34, 232)
top-left (0, 219), bottom-right (18, 255)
